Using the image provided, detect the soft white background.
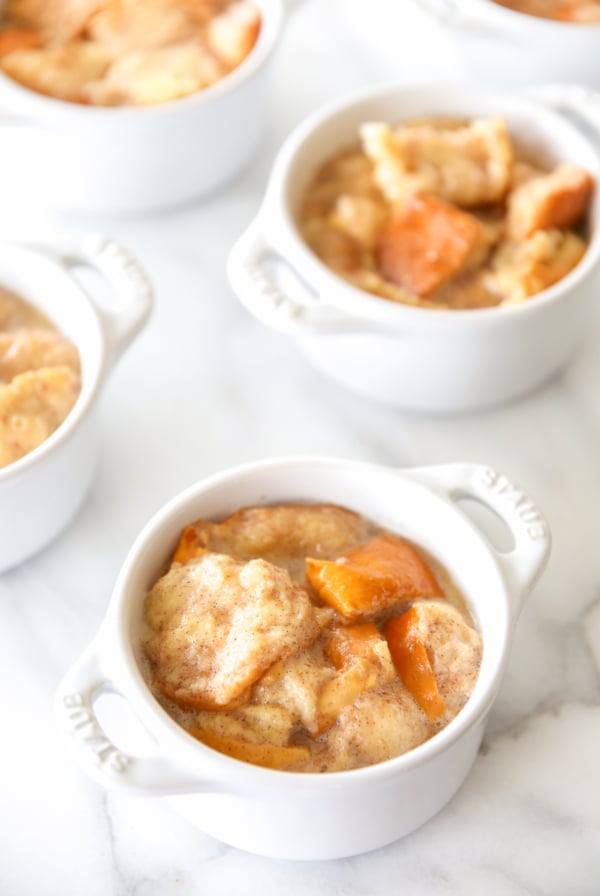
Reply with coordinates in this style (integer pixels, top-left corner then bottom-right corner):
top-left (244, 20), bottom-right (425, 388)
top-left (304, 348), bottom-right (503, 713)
top-left (1, 1), bottom-right (599, 893)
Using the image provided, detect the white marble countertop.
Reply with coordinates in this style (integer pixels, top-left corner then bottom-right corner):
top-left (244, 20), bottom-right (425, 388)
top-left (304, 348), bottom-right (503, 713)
top-left (1, 1), bottom-right (600, 893)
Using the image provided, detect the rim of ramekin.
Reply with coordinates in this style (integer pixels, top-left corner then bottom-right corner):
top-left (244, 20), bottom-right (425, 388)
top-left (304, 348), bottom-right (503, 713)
top-left (471, 0), bottom-right (600, 30)
top-left (0, 0), bottom-right (283, 121)
top-left (262, 81), bottom-right (600, 329)
top-left (0, 245), bottom-right (108, 485)
top-left (105, 456), bottom-right (515, 787)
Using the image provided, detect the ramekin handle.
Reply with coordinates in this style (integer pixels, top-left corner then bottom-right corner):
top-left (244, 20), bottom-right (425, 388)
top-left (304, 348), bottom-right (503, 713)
top-left (526, 84), bottom-right (600, 138)
top-left (227, 221), bottom-right (355, 333)
top-left (55, 647), bottom-right (211, 796)
top-left (59, 235), bottom-right (153, 361)
top-left (409, 463), bottom-right (551, 615)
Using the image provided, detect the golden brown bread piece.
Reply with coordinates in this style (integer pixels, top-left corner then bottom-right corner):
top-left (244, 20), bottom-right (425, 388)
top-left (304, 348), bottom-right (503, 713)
top-left (0, 329), bottom-right (80, 384)
top-left (143, 552), bottom-right (326, 710)
top-left (205, 1), bottom-right (261, 68)
top-left (83, 41), bottom-right (224, 105)
top-left (361, 117), bottom-right (514, 208)
top-left (328, 195), bottom-right (388, 251)
top-left (507, 162), bottom-right (594, 239)
top-left (323, 681), bottom-right (430, 772)
top-left (170, 503), bottom-right (377, 574)
top-left (0, 365), bottom-right (80, 468)
top-left (1, 40), bottom-right (111, 102)
top-left (486, 229), bottom-right (587, 304)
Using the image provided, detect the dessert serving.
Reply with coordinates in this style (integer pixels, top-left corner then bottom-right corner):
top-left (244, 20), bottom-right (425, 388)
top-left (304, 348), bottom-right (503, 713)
top-left (0, 236), bottom-right (151, 572)
top-left (56, 458), bottom-right (550, 859)
top-left (140, 503), bottom-right (482, 772)
top-left (300, 115), bottom-right (595, 310)
top-left (0, 285), bottom-right (80, 469)
top-left (0, 0), bottom-right (261, 105)
top-left (494, 0), bottom-right (600, 22)
top-left (229, 84), bottom-right (600, 411)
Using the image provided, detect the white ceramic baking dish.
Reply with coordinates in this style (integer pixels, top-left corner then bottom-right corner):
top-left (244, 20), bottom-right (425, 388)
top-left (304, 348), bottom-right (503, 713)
top-left (0, 236), bottom-right (152, 571)
top-left (55, 457), bottom-right (550, 861)
top-left (415, 0), bottom-right (600, 88)
top-left (228, 83), bottom-right (600, 413)
top-left (0, 0), bottom-right (284, 213)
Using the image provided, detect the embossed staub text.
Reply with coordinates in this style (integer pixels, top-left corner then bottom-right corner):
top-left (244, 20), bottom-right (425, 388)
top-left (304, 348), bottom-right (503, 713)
top-left (477, 468), bottom-right (547, 540)
top-left (62, 693), bottom-right (130, 774)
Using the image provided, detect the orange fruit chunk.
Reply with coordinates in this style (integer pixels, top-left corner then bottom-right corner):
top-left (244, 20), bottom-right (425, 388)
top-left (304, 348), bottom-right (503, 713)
top-left (0, 27), bottom-right (41, 58)
top-left (188, 728), bottom-right (309, 770)
top-left (325, 622), bottom-right (382, 669)
top-left (384, 608), bottom-right (446, 722)
top-left (306, 533), bottom-right (442, 620)
top-left (171, 524), bottom-right (206, 566)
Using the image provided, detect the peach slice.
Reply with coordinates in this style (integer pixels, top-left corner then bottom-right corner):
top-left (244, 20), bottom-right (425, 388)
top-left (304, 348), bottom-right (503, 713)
top-left (0, 27), bottom-right (41, 58)
top-left (384, 608), bottom-right (446, 722)
top-left (306, 533), bottom-right (442, 621)
top-left (189, 728), bottom-right (309, 770)
top-left (170, 524), bottom-right (206, 566)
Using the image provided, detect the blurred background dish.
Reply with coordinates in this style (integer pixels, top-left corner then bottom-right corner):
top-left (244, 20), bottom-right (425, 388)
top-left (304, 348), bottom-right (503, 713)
top-left (228, 83), bottom-right (600, 413)
top-left (0, 235), bottom-right (152, 571)
top-left (0, 0), bottom-right (283, 212)
top-left (414, 0), bottom-right (600, 88)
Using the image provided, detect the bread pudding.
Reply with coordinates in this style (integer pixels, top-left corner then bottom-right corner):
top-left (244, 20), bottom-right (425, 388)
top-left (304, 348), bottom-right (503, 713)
top-left (140, 503), bottom-right (482, 772)
top-left (299, 116), bottom-right (594, 310)
top-left (0, 286), bottom-right (80, 469)
top-left (0, 0), bottom-right (261, 105)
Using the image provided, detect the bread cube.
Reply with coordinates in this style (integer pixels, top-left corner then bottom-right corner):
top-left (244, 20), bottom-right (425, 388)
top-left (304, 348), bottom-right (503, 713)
top-left (0, 329), bottom-right (80, 384)
top-left (376, 193), bottom-right (485, 297)
top-left (507, 162), bottom-right (594, 239)
top-left (361, 117), bottom-right (513, 207)
top-left (0, 366), bottom-right (80, 469)
top-left (1, 41), bottom-right (110, 102)
top-left (328, 195), bottom-right (387, 251)
top-left (143, 553), bottom-right (324, 710)
top-left (488, 229), bottom-right (587, 304)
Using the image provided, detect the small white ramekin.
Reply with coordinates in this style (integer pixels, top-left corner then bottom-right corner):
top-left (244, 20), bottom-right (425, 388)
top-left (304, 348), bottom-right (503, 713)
top-left (55, 457), bottom-right (550, 861)
top-left (415, 0), bottom-right (600, 88)
top-left (0, 236), bottom-right (152, 571)
top-left (0, 0), bottom-right (284, 213)
top-left (227, 83), bottom-right (600, 414)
